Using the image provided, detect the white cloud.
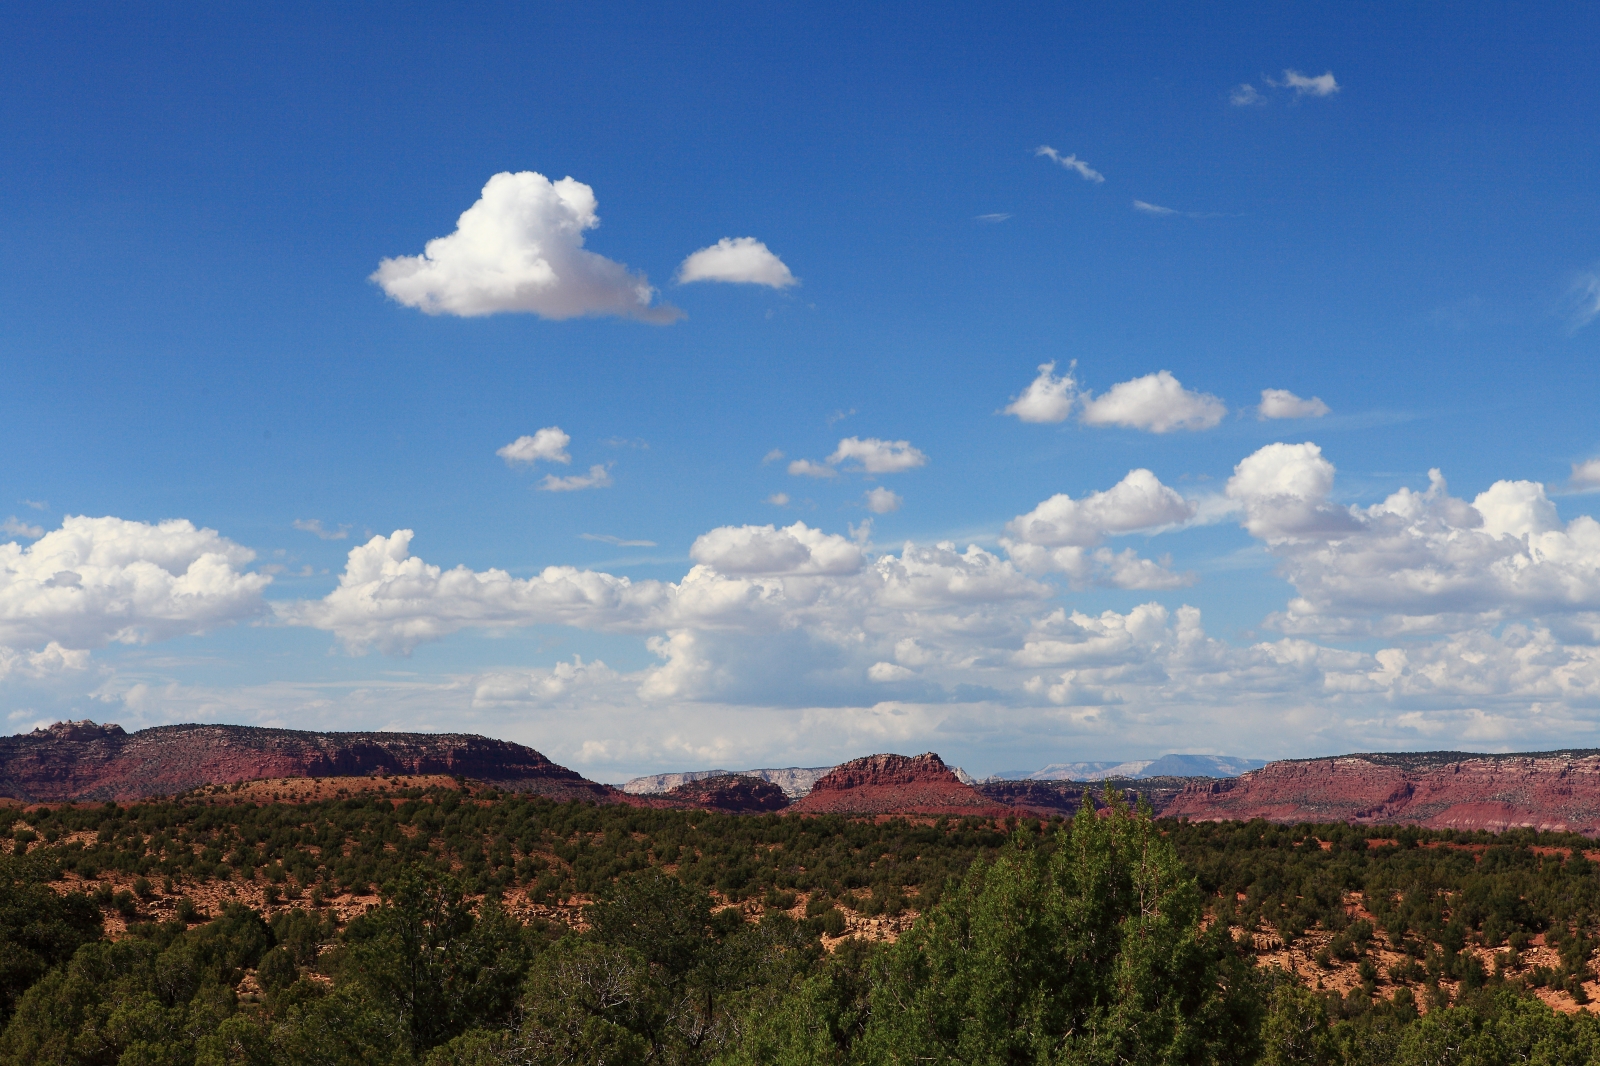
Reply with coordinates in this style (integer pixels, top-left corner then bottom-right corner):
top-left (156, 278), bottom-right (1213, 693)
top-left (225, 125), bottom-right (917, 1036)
top-left (1570, 272), bottom-right (1600, 332)
top-left (864, 488), bottom-right (902, 514)
top-left (766, 493), bottom-right (790, 506)
top-left (1572, 460), bottom-right (1600, 491)
top-left (1278, 69), bottom-right (1340, 97)
top-left (1006, 469), bottom-right (1195, 547)
top-left (22, 500), bottom-right (47, 511)
top-left (675, 237), bottom-right (797, 289)
top-left (787, 459), bottom-right (836, 479)
top-left (276, 529), bottom-right (669, 654)
top-left (580, 533), bottom-right (657, 547)
top-left (1079, 371), bottom-right (1227, 432)
top-left (1133, 200), bottom-right (1177, 216)
top-left (1225, 443), bottom-right (1600, 635)
top-left (473, 656), bottom-right (622, 706)
top-left (1035, 146), bottom-right (1105, 183)
top-left (975, 213), bottom-right (1012, 223)
top-left (1001, 470), bottom-right (1197, 590)
top-left (498, 427), bottom-right (572, 465)
top-left (762, 449), bottom-right (785, 464)
top-left (868, 661), bottom-right (914, 682)
top-left (1230, 83), bottom-right (1265, 106)
top-left (1003, 361), bottom-right (1077, 423)
top-left (1258, 388), bottom-right (1331, 420)
top-left (0, 642), bottom-right (90, 682)
top-left (370, 171), bottom-right (681, 322)
top-left (540, 464), bottom-right (612, 492)
top-left (3, 517), bottom-right (44, 539)
top-left (689, 522), bottom-right (863, 576)
top-left (0, 516), bottom-right (270, 651)
top-left (292, 519), bottom-right (350, 541)
top-left (827, 437), bottom-right (928, 474)
top-left (1226, 442), bottom-right (1361, 542)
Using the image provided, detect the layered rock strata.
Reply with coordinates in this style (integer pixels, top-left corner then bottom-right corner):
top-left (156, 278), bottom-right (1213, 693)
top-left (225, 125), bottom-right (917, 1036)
top-left (1163, 751), bottom-right (1600, 835)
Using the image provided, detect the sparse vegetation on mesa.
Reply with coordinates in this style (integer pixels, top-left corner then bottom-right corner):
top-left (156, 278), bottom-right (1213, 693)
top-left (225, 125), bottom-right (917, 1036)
top-left (7, 784), bottom-right (1600, 1063)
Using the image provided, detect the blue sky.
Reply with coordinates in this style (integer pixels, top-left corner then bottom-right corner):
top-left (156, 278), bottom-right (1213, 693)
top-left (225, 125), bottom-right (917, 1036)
top-left (3, 3), bottom-right (1599, 780)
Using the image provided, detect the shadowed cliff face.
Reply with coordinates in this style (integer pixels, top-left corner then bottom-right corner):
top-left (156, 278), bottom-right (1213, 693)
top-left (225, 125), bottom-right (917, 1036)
top-left (787, 753), bottom-right (1011, 817)
top-left (664, 774), bottom-right (791, 814)
top-left (1162, 751), bottom-right (1600, 835)
top-left (0, 720), bottom-right (622, 804)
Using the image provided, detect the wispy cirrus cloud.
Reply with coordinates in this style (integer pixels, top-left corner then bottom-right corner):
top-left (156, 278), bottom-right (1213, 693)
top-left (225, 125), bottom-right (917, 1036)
top-left (292, 519), bottom-right (351, 541)
top-left (540, 465), bottom-right (613, 492)
top-left (1276, 69), bottom-right (1340, 97)
top-left (1258, 389), bottom-right (1330, 420)
top-left (1568, 271), bottom-right (1600, 332)
top-left (580, 533), bottom-right (657, 547)
top-left (1035, 146), bottom-right (1104, 183)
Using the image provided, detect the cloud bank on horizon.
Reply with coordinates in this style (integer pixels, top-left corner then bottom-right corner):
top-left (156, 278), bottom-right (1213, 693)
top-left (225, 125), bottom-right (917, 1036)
top-left (8, 437), bottom-right (1600, 775)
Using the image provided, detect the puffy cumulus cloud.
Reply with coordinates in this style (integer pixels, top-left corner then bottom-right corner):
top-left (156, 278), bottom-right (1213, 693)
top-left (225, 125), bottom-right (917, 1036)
top-left (1002, 362), bottom-right (1077, 423)
top-left (1035, 146), bottom-right (1104, 183)
top-left (1004, 544), bottom-right (1193, 590)
top-left (689, 523), bottom-right (863, 577)
top-left (1226, 442), bottom-right (1361, 542)
top-left (540, 465), bottom-right (612, 492)
top-left (1078, 371), bottom-right (1227, 433)
top-left (1001, 470), bottom-right (1196, 589)
top-left (1258, 389), bottom-right (1330, 419)
top-left (826, 437), bottom-right (928, 474)
top-left (1224, 443), bottom-right (1600, 635)
top-left (1572, 459), bottom-right (1600, 491)
top-left (0, 642), bottom-right (90, 682)
top-left (864, 488), bottom-right (902, 514)
top-left (675, 237), bottom-right (797, 289)
top-left (276, 530), bottom-right (670, 654)
top-left (1006, 470), bottom-right (1194, 548)
top-left (371, 171), bottom-right (682, 323)
top-left (498, 427), bottom-right (571, 466)
top-left (0, 516), bottom-right (270, 651)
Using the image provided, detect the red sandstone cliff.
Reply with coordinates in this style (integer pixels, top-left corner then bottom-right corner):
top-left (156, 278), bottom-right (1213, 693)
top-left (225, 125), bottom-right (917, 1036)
top-left (0, 720), bottom-right (623, 804)
top-left (1163, 751), bottom-right (1600, 835)
top-left (786, 753), bottom-right (1011, 817)
top-left (663, 774), bottom-right (791, 814)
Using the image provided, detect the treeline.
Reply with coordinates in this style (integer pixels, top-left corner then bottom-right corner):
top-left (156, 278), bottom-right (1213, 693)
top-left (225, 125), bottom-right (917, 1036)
top-left (16, 786), bottom-right (1012, 914)
top-left (7, 790), bottom-right (1600, 1063)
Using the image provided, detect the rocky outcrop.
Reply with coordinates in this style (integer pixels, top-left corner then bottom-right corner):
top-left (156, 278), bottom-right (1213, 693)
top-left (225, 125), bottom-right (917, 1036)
top-left (624, 766), bottom-right (832, 799)
top-left (664, 775), bottom-right (791, 814)
top-left (1162, 751), bottom-right (1600, 835)
top-left (1, 720), bottom-right (623, 804)
top-left (976, 777), bottom-right (1202, 817)
top-left (786, 753), bottom-right (1011, 818)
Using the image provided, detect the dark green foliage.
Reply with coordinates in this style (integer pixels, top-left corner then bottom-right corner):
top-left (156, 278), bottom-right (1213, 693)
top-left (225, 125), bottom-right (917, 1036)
top-left (850, 799), bottom-right (1262, 1066)
top-left (0, 855), bottom-right (102, 1029)
top-left (12, 794), bottom-right (1600, 1064)
top-left (337, 872), bottom-right (535, 1056)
